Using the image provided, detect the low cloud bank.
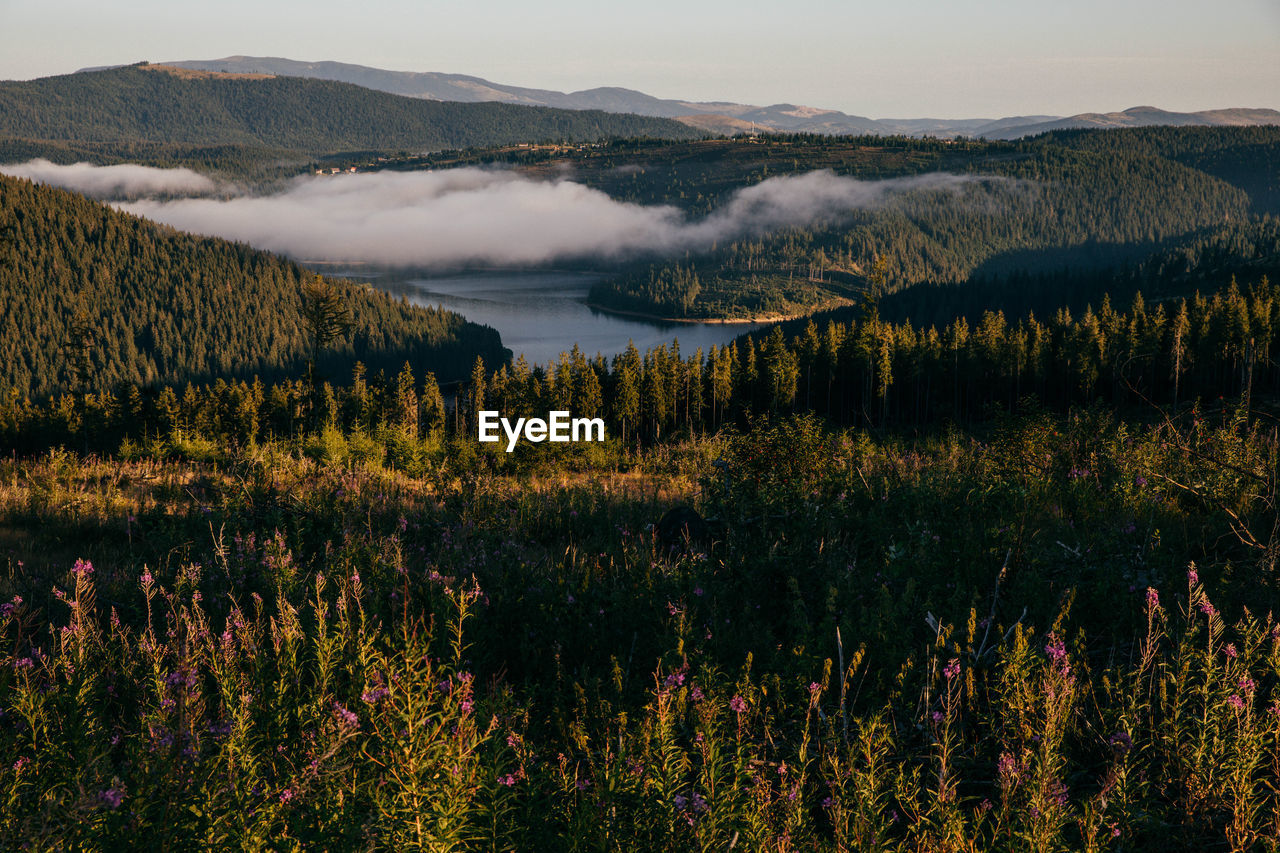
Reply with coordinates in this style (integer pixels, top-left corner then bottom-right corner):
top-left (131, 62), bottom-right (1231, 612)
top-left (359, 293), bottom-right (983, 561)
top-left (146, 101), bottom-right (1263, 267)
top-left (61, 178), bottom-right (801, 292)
top-left (0, 159), bottom-right (217, 200)
top-left (3, 160), bottom-right (1006, 266)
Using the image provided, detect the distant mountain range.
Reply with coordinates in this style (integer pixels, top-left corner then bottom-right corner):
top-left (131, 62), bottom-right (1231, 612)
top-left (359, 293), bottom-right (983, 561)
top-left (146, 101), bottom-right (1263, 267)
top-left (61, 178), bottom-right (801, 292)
top-left (2, 64), bottom-right (698, 153)
top-left (146, 56), bottom-right (1280, 139)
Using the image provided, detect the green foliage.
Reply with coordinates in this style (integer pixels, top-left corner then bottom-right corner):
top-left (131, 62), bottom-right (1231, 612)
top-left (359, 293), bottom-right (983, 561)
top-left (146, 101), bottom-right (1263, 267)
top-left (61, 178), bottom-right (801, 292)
top-left (0, 174), bottom-right (508, 399)
top-left (572, 130), bottom-right (1275, 320)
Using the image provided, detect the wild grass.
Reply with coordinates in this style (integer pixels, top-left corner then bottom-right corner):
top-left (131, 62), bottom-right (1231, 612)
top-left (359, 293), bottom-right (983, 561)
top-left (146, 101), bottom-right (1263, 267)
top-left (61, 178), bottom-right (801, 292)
top-left (1, 407), bottom-right (1278, 849)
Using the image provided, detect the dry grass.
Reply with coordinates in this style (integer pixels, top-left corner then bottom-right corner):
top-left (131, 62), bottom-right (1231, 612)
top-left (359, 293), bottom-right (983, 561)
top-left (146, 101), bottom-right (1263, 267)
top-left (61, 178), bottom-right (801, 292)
top-left (141, 64), bottom-right (275, 81)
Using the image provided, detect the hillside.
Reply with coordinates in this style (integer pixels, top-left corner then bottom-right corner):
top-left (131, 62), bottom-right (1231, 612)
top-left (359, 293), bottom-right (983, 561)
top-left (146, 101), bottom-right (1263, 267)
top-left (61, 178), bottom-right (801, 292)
top-left (160, 56), bottom-right (1280, 139)
top-left (0, 174), bottom-right (509, 398)
top-left (539, 132), bottom-right (1267, 319)
top-left (989, 105), bottom-right (1280, 139)
top-left (0, 64), bottom-right (700, 172)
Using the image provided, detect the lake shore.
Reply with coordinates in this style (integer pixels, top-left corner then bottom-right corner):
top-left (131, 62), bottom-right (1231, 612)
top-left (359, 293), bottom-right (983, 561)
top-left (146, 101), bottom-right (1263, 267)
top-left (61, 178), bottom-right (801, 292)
top-left (584, 297), bottom-right (855, 326)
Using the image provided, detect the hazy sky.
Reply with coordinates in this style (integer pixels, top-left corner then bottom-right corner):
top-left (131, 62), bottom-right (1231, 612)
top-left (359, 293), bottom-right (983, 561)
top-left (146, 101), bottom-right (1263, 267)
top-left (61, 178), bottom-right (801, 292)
top-left (2, 0), bottom-right (1277, 117)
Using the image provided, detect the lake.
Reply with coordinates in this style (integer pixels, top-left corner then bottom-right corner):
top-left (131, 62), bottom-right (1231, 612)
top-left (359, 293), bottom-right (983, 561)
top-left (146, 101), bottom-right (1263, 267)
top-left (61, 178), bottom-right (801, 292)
top-left (340, 269), bottom-right (764, 368)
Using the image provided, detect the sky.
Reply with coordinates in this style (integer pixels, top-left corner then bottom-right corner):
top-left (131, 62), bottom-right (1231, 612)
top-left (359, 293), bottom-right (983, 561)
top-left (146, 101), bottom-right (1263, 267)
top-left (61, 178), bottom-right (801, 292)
top-left (1, 0), bottom-right (1277, 118)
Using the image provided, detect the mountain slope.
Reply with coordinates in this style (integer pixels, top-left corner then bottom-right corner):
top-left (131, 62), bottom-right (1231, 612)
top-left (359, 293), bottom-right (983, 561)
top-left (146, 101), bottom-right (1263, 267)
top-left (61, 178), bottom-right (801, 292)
top-left (0, 64), bottom-right (701, 156)
top-left (156, 56), bottom-right (1280, 139)
top-left (0, 173), bottom-right (509, 398)
top-left (990, 106), bottom-right (1280, 139)
top-left (162, 56), bottom-right (709, 116)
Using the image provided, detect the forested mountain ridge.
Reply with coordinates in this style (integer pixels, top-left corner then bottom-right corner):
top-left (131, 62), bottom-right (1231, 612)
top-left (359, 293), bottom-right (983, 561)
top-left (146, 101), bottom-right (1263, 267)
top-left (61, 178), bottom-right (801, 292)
top-left (0, 174), bottom-right (508, 398)
top-left (0, 64), bottom-right (700, 171)
top-left (575, 130), bottom-right (1272, 319)
top-left (155, 55), bottom-right (1280, 139)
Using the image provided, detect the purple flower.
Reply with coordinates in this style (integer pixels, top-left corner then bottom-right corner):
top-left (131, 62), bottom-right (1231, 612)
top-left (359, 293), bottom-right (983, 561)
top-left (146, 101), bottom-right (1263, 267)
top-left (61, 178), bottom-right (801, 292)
top-left (279, 787), bottom-right (295, 804)
top-left (165, 669), bottom-right (194, 690)
top-left (362, 686), bottom-right (389, 704)
top-left (140, 569), bottom-right (153, 587)
top-left (1239, 676), bottom-right (1257, 694)
top-left (1108, 731), bottom-right (1133, 754)
top-left (997, 753), bottom-right (1020, 786)
top-left (1145, 587), bottom-right (1160, 610)
top-left (1228, 694), bottom-right (1247, 712)
top-left (730, 695), bottom-right (747, 713)
top-left (99, 788), bottom-right (123, 809)
top-left (931, 710), bottom-right (945, 723)
top-left (690, 685), bottom-right (704, 702)
top-left (1224, 643), bottom-right (1238, 659)
top-left (333, 702), bottom-right (359, 729)
top-left (576, 778), bottom-right (591, 791)
top-left (12, 757), bottom-right (29, 772)
top-left (1188, 567), bottom-right (1199, 587)
top-left (822, 796), bottom-right (835, 808)
top-left (692, 792), bottom-right (707, 812)
top-left (71, 559), bottom-right (93, 576)
top-left (1045, 635), bottom-right (1067, 664)
top-left (1199, 600), bottom-right (1217, 618)
top-left (499, 773), bottom-right (518, 787)
top-left (808, 681), bottom-right (821, 694)
top-left (943, 658), bottom-right (961, 679)
top-left (674, 794), bottom-right (688, 810)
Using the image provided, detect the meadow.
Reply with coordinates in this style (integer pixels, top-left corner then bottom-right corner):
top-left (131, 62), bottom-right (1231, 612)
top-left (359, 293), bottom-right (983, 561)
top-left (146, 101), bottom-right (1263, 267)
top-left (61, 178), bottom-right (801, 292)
top-left (2, 400), bottom-right (1278, 851)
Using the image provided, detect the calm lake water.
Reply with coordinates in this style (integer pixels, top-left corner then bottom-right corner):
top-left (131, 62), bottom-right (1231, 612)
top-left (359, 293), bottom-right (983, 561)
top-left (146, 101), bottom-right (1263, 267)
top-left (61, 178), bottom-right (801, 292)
top-left (343, 269), bottom-right (764, 368)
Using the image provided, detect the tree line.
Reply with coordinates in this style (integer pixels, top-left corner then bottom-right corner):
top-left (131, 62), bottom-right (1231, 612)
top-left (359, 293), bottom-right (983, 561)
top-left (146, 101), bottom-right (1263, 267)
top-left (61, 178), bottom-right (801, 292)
top-left (4, 275), bottom-right (1276, 454)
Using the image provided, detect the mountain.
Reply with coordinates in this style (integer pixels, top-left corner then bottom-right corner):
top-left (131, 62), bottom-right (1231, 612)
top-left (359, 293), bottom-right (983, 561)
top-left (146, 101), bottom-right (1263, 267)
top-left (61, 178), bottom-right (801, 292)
top-left (154, 56), bottom-right (1280, 139)
top-left (987, 106), bottom-right (1280, 139)
top-left (0, 64), bottom-right (700, 157)
top-left (156, 56), bottom-right (706, 116)
top-left (0, 173), bottom-right (509, 398)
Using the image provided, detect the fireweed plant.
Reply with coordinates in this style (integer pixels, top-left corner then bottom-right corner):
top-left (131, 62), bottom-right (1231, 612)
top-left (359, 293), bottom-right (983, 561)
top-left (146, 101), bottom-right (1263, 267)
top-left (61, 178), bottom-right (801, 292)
top-left (0, 407), bottom-right (1279, 849)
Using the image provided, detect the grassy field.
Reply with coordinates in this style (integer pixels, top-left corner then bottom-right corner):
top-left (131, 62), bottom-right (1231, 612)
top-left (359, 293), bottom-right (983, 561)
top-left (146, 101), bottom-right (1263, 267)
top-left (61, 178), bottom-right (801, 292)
top-left (1, 406), bottom-right (1278, 850)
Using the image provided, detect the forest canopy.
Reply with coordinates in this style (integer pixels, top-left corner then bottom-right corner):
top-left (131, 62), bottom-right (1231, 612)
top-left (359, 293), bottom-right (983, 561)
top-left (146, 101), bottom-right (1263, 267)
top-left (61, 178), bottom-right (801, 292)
top-left (0, 174), bottom-right (508, 398)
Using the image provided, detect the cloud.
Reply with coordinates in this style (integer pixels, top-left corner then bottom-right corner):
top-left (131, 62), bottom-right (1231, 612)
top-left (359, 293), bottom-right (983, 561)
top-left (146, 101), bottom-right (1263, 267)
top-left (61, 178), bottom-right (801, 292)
top-left (683, 170), bottom-right (997, 244)
top-left (2, 160), bottom-right (1010, 266)
top-left (0, 158), bottom-right (217, 200)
